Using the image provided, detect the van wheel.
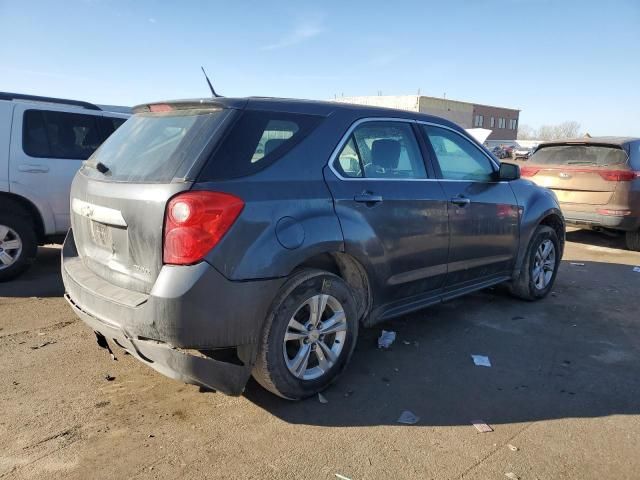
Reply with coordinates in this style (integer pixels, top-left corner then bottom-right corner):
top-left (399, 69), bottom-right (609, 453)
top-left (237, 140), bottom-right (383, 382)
top-left (0, 214), bottom-right (38, 282)
top-left (626, 230), bottom-right (640, 251)
top-left (253, 269), bottom-right (359, 400)
top-left (509, 225), bottom-right (560, 301)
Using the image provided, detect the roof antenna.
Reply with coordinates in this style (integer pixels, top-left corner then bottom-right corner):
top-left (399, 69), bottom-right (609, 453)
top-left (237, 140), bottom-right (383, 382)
top-left (200, 66), bottom-right (221, 97)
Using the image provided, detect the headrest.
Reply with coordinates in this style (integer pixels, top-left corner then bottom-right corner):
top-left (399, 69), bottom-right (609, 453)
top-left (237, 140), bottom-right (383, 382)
top-left (371, 139), bottom-right (401, 169)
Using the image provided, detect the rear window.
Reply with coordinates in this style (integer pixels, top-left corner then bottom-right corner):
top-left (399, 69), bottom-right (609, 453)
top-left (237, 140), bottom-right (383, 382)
top-left (198, 110), bottom-right (322, 180)
top-left (84, 109), bottom-right (225, 182)
top-left (530, 144), bottom-right (628, 167)
top-left (23, 110), bottom-right (106, 160)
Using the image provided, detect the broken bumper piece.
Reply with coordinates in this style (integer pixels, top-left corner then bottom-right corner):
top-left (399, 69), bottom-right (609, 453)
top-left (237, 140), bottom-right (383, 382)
top-left (65, 294), bottom-right (252, 395)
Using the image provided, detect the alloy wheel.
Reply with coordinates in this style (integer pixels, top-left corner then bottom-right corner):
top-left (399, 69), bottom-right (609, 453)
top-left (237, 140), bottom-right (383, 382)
top-left (532, 239), bottom-right (555, 290)
top-left (0, 224), bottom-right (23, 270)
top-left (283, 294), bottom-right (347, 381)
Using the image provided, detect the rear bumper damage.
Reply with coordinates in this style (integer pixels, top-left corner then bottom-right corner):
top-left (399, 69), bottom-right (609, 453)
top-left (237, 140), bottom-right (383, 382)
top-left (61, 229), bottom-right (285, 395)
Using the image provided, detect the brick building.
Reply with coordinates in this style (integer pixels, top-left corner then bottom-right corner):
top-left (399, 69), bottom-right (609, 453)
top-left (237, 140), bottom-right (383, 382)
top-left (333, 95), bottom-right (520, 141)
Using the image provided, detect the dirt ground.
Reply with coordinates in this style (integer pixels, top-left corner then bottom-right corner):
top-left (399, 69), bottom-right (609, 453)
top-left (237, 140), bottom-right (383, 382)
top-left (1, 229), bottom-right (639, 480)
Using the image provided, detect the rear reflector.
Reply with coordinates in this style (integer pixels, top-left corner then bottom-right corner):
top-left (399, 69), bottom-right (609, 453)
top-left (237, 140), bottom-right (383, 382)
top-left (596, 208), bottom-right (632, 216)
top-left (597, 170), bottom-right (637, 182)
top-left (163, 191), bottom-right (244, 265)
top-left (520, 167), bottom-right (539, 177)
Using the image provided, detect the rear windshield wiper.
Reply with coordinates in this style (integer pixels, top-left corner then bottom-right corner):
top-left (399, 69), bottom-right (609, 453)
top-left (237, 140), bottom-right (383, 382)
top-left (84, 160), bottom-right (111, 175)
top-left (95, 162), bottom-right (110, 174)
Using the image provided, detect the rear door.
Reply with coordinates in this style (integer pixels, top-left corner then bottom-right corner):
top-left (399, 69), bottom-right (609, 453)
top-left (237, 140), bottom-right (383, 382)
top-left (324, 119), bottom-right (449, 305)
top-left (10, 104), bottom-right (118, 233)
top-left (523, 143), bottom-right (630, 206)
top-left (420, 124), bottom-right (519, 288)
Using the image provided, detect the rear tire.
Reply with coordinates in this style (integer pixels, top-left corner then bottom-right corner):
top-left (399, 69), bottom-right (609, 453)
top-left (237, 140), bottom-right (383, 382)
top-left (626, 230), bottom-right (640, 252)
top-left (0, 213), bottom-right (38, 282)
top-left (252, 269), bottom-right (359, 400)
top-left (509, 225), bottom-right (560, 301)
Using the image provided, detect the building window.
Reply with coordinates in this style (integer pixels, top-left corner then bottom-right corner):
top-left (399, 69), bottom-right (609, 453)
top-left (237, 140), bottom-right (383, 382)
top-left (474, 114), bottom-right (484, 127)
top-left (490, 117), bottom-right (495, 128)
top-left (497, 117), bottom-right (505, 129)
top-left (509, 119), bottom-right (517, 130)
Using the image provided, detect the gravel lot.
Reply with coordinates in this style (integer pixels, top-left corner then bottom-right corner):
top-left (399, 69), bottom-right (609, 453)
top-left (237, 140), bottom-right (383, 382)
top-left (1, 229), bottom-right (639, 480)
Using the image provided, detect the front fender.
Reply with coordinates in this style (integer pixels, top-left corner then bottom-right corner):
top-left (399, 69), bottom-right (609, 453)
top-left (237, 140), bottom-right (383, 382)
top-left (510, 179), bottom-right (565, 277)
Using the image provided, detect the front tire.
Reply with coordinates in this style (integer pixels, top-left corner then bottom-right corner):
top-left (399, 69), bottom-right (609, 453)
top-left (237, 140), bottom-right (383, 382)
top-left (0, 214), bottom-right (38, 282)
top-left (509, 225), bottom-right (560, 301)
top-left (253, 269), bottom-right (359, 400)
top-left (626, 230), bottom-right (640, 251)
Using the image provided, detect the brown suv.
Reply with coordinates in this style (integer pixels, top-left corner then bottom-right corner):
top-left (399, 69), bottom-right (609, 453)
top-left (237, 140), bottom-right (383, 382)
top-left (522, 137), bottom-right (640, 250)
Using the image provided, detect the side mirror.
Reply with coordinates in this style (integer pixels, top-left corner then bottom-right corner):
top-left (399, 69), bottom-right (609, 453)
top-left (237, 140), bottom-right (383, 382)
top-left (498, 162), bottom-right (520, 181)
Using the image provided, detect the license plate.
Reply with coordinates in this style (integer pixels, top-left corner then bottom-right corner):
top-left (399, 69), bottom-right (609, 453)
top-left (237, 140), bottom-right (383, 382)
top-left (91, 221), bottom-right (112, 249)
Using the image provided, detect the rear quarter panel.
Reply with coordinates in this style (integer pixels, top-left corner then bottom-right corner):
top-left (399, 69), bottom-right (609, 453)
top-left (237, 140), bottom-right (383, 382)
top-left (197, 111), bottom-right (353, 281)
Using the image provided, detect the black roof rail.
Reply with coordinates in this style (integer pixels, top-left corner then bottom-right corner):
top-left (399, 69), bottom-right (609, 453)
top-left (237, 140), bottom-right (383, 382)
top-left (0, 92), bottom-right (102, 111)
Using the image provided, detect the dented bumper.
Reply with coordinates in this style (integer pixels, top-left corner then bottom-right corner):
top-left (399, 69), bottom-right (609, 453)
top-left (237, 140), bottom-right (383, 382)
top-left (61, 229), bottom-right (285, 395)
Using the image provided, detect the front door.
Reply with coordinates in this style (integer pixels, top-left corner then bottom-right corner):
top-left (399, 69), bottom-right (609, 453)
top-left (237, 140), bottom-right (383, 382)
top-left (324, 119), bottom-right (449, 306)
top-left (420, 124), bottom-right (519, 288)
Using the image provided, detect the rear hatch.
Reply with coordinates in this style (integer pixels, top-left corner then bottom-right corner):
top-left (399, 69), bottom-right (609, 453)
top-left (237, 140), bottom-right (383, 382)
top-left (522, 143), bottom-right (631, 205)
top-left (70, 104), bottom-right (233, 293)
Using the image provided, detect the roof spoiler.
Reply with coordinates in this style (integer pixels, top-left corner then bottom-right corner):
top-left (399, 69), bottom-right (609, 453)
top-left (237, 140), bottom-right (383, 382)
top-left (0, 91), bottom-right (101, 111)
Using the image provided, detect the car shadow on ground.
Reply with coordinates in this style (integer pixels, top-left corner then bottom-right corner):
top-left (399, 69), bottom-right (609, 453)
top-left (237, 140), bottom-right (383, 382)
top-left (565, 228), bottom-right (627, 250)
top-left (0, 246), bottom-right (63, 298)
top-left (244, 258), bottom-right (640, 427)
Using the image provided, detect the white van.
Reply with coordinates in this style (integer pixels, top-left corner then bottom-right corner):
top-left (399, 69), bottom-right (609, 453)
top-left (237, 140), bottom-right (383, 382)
top-left (0, 92), bottom-right (129, 280)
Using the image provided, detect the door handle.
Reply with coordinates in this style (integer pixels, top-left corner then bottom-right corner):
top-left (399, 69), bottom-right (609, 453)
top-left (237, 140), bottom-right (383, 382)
top-left (18, 164), bottom-right (50, 173)
top-left (354, 192), bottom-right (383, 205)
top-left (450, 196), bottom-right (471, 207)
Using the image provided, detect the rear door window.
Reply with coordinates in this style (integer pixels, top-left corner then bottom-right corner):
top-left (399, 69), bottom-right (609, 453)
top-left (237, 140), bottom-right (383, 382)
top-left (198, 110), bottom-right (323, 180)
top-left (23, 109), bottom-right (103, 160)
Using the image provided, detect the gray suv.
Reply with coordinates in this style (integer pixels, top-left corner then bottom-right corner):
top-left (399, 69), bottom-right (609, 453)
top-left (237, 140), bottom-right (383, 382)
top-left (62, 97), bottom-right (565, 400)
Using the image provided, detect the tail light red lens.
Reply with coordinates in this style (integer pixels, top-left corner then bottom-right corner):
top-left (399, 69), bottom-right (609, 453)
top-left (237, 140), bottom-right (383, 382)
top-left (163, 191), bottom-right (244, 265)
top-left (520, 167), bottom-right (539, 177)
top-left (597, 170), bottom-right (638, 182)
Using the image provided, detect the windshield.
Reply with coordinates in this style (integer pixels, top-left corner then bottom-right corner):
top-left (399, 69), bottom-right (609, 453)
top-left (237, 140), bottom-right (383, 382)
top-left (84, 109), bottom-right (225, 182)
top-left (530, 144), bottom-right (628, 167)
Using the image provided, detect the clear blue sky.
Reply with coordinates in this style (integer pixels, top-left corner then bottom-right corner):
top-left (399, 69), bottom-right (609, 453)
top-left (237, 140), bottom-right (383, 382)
top-left (1, 0), bottom-right (638, 135)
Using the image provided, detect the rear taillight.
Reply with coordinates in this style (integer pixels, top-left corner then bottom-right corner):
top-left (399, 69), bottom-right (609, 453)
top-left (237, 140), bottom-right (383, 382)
top-left (520, 167), bottom-right (539, 177)
top-left (163, 191), bottom-right (244, 265)
top-left (597, 170), bottom-right (638, 182)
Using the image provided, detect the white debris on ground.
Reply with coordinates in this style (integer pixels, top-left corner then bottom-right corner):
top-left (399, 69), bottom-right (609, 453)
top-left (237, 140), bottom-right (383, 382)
top-left (318, 393), bottom-right (328, 404)
top-left (570, 262), bottom-right (585, 266)
top-left (471, 420), bottom-right (493, 433)
top-left (471, 355), bottom-right (492, 367)
top-left (377, 330), bottom-right (396, 349)
top-left (397, 410), bottom-right (420, 425)
top-left (633, 266), bottom-right (640, 273)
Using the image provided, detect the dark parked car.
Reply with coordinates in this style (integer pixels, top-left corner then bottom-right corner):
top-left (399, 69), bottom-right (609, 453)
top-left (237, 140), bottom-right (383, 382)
top-left (62, 97), bottom-right (565, 400)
